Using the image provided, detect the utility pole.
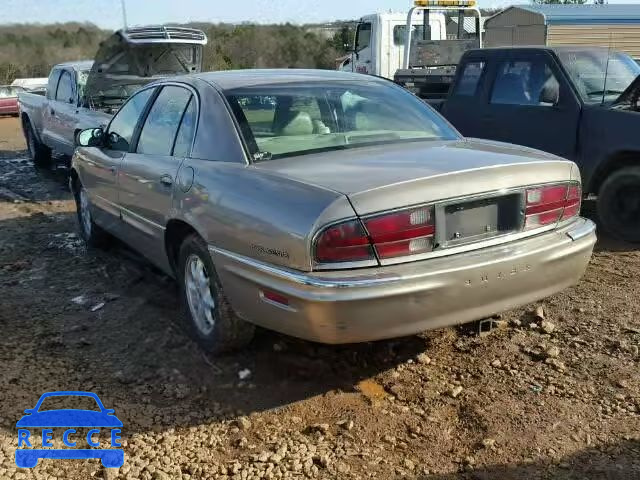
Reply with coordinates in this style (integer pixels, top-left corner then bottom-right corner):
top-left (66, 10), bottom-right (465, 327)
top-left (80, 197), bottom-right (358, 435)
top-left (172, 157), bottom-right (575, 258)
top-left (121, 0), bottom-right (128, 29)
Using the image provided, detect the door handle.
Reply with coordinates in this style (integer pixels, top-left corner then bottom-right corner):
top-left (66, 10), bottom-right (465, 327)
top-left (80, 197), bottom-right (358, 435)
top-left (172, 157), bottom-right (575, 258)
top-left (160, 175), bottom-right (173, 186)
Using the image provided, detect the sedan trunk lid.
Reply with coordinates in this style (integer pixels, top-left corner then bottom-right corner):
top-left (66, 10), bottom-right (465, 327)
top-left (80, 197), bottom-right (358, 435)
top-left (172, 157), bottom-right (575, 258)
top-left (252, 138), bottom-right (578, 216)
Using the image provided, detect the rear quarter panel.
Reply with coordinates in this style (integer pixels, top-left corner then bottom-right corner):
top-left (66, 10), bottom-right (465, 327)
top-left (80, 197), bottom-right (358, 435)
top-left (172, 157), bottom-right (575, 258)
top-left (173, 160), bottom-right (353, 271)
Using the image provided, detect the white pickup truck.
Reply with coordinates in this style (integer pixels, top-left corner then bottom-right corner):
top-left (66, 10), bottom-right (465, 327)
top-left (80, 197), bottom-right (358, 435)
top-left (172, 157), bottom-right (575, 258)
top-left (18, 26), bottom-right (207, 166)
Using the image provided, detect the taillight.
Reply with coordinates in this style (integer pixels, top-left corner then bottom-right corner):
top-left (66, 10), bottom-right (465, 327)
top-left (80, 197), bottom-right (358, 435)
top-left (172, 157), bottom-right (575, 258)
top-left (314, 219), bottom-right (374, 263)
top-left (313, 206), bottom-right (436, 264)
top-left (524, 183), bottom-right (581, 230)
top-left (364, 206), bottom-right (435, 259)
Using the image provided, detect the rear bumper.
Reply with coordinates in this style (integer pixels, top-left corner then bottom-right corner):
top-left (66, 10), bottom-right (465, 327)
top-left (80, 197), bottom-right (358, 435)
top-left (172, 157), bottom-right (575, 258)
top-left (211, 218), bottom-right (596, 344)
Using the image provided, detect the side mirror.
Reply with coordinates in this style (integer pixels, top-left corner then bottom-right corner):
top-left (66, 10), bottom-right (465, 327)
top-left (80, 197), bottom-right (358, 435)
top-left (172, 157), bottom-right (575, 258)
top-left (76, 128), bottom-right (104, 147)
top-left (104, 409), bottom-right (115, 415)
top-left (68, 97), bottom-right (74, 104)
top-left (23, 409), bottom-right (35, 414)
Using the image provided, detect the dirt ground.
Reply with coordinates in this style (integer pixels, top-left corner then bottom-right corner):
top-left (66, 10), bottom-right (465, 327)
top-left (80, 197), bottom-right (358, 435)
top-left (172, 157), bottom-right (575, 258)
top-left (0, 115), bottom-right (639, 480)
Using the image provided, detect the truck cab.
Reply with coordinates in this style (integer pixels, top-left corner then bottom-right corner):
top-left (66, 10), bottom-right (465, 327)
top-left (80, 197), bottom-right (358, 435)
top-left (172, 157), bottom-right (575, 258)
top-left (338, 11), bottom-right (446, 79)
top-left (440, 46), bottom-right (640, 242)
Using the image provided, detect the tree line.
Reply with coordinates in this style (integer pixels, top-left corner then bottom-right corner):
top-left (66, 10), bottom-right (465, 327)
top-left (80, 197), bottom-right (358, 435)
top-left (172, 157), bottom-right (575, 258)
top-left (0, 22), bottom-right (355, 85)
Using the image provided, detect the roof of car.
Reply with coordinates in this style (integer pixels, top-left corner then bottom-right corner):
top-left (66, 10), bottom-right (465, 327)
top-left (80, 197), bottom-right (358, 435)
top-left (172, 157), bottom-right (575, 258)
top-left (53, 60), bottom-right (94, 72)
top-left (510, 4), bottom-right (640, 25)
top-left (195, 69), bottom-right (386, 90)
top-left (466, 45), bottom-right (615, 55)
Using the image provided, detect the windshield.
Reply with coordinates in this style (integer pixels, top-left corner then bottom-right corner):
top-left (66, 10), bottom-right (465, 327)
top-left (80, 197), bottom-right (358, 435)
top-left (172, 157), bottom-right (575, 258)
top-left (0, 86), bottom-right (24, 98)
top-left (557, 49), bottom-right (640, 103)
top-left (225, 80), bottom-right (459, 161)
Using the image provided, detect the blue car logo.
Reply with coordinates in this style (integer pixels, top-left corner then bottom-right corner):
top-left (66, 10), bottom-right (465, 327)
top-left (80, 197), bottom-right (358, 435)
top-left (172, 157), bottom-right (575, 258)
top-left (15, 391), bottom-right (123, 468)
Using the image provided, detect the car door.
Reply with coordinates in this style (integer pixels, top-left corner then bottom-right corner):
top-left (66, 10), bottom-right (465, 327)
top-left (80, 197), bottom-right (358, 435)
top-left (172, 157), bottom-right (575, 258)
top-left (440, 55), bottom-right (491, 135)
top-left (51, 69), bottom-right (79, 156)
top-left (480, 51), bottom-right (581, 160)
top-left (46, 70), bottom-right (76, 154)
top-left (353, 21), bottom-right (374, 75)
top-left (117, 84), bottom-right (195, 267)
top-left (40, 69), bottom-right (61, 148)
top-left (80, 87), bottom-right (156, 230)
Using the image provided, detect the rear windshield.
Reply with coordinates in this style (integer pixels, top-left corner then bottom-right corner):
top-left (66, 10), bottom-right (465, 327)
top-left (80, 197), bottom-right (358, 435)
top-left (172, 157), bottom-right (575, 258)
top-left (0, 86), bottom-right (23, 98)
top-left (225, 80), bottom-right (459, 161)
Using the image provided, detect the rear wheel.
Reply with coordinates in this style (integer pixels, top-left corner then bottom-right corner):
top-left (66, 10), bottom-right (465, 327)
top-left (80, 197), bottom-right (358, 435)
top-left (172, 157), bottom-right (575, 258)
top-left (177, 234), bottom-right (254, 354)
top-left (73, 180), bottom-right (111, 248)
top-left (598, 166), bottom-right (640, 243)
top-left (25, 121), bottom-right (51, 167)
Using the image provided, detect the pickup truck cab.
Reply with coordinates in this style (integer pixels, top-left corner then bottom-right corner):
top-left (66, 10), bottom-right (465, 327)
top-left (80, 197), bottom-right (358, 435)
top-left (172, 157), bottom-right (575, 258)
top-left (439, 46), bottom-right (640, 242)
top-left (338, 10), bottom-right (447, 79)
top-left (20, 61), bottom-right (108, 162)
top-left (19, 26), bottom-right (207, 167)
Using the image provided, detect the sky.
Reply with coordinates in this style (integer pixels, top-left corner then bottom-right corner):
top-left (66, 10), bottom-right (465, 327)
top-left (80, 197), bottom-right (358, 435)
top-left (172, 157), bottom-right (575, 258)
top-left (4, 0), bottom-right (638, 30)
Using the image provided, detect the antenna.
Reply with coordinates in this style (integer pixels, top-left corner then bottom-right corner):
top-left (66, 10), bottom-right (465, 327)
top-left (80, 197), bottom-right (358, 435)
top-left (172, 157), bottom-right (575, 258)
top-left (121, 0), bottom-right (128, 29)
top-left (601, 33), bottom-right (612, 105)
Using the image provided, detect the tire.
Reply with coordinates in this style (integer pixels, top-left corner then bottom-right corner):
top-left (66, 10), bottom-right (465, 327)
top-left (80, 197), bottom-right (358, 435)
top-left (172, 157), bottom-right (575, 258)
top-left (597, 166), bottom-right (640, 243)
top-left (25, 121), bottom-right (52, 167)
top-left (177, 234), bottom-right (255, 354)
top-left (73, 181), bottom-right (111, 248)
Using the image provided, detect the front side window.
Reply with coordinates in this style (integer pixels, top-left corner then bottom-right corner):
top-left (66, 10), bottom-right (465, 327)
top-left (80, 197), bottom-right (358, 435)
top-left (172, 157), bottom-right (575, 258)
top-left (107, 88), bottom-right (155, 152)
top-left (226, 81), bottom-right (459, 161)
top-left (55, 71), bottom-right (74, 103)
top-left (137, 86), bottom-right (192, 156)
top-left (355, 23), bottom-right (372, 51)
top-left (454, 61), bottom-right (486, 96)
top-left (557, 50), bottom-right (640, 103)
top-left (490, 59), bottom-right (560, 106)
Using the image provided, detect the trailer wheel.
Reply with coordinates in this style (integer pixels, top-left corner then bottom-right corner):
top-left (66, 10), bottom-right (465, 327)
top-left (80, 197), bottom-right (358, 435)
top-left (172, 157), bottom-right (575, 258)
top-left (598, 166), bottom-right (640, 243)
top-left (25, 122), bottom-right (52, 168)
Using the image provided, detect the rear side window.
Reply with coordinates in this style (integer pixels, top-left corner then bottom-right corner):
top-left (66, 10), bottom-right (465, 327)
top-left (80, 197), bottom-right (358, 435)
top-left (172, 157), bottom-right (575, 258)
top-left (55, 71), bottom-right (74, 103)
top-left (454, 61), bottom-right (485, 96)
top-left (47, 70), bottom-right (61, 100)
top-left (137, 86), bottom-right (192, 156)
top-left (490, 59), bottom-right (560, 107)
top-left (172, 97), bottom-right (197, 158)
top-left (107, 88), bottom-right (155, 152)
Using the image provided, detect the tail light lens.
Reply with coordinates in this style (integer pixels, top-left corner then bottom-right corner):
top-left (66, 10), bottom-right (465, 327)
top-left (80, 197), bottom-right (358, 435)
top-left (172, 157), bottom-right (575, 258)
top-left (314, 219), bottom-right (374, 263)
top-left (364, 206), bottom-right (435, 259)
top-left (313, 206), bottom-right (435, 264)
top-left (525, 183), bottom-right (581, 230)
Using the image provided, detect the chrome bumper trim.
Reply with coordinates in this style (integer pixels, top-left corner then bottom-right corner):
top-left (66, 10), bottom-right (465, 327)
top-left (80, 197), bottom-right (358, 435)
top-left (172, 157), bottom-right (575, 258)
top-left (566, 218), bottom-right (596, 241)
top-left (208, 246), bottom-right (401, 289)
top-left (209, 217), bottom-right (595, 291)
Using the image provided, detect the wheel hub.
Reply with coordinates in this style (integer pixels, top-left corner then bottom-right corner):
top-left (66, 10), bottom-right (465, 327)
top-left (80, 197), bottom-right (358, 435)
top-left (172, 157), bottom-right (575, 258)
top-left (184, 254), bottom-right (216, 335)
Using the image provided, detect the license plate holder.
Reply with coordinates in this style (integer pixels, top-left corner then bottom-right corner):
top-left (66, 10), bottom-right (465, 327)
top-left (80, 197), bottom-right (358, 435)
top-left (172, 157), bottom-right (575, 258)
top-left (443, 194), bottom-right (521, 246)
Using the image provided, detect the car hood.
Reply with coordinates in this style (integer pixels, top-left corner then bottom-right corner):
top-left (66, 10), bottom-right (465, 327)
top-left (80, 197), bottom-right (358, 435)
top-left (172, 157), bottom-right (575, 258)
top-left (253, 138), bottom-right (577, 216)
top-left (612, 74), bottom-right (640, 107)
top-left (84, 26), bottom-right (207, 102)
top-left (16, 410), bottom-right (123, 428)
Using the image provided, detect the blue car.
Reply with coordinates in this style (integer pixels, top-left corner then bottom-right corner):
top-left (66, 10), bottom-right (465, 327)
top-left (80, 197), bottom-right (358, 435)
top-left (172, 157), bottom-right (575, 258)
top-left (15, 391), bottom-right (123, 468)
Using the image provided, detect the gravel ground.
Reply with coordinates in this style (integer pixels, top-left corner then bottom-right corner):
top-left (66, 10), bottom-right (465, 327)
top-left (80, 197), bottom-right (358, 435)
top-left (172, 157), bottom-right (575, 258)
top-left (0, 116), bottom-right (639, 480)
